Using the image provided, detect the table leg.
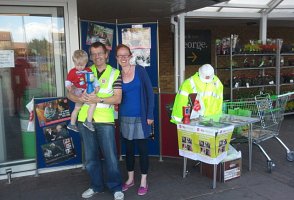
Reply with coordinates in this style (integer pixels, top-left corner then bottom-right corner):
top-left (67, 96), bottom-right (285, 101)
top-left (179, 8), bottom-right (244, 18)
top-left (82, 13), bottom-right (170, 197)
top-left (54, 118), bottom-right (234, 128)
top-left (212, 164), bottom-right (217, 189)
top-left (183, 157), bottom-right (187, 178)
top-left (248, 123), bottom-right (253, 171)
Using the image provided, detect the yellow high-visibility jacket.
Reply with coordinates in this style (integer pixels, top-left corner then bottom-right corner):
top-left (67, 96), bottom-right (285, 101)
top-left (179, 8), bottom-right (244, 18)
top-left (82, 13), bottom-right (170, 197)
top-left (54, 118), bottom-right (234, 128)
top-left (170, 72), bottom-right (223, 124)
top-left (78, 64), bottom-right (120, 123)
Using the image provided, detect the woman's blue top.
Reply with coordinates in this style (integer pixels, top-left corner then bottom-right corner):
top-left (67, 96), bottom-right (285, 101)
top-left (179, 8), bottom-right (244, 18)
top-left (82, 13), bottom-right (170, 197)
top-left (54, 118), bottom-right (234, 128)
top-left (120, 70), bottom-right (141, 117)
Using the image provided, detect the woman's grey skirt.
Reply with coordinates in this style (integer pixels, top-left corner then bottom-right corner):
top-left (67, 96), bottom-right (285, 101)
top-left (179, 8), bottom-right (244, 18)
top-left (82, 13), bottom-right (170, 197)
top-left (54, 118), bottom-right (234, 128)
top-left (120, 116), bottom-right (144, 140)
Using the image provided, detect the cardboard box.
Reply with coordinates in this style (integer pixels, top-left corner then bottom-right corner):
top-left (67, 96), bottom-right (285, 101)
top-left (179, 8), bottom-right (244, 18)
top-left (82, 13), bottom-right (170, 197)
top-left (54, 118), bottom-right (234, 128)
top-left (200, 162), bottom-right (222, 182)
top-left (222, 158), bottom-right (242, 182)
top-left (201, 157), bottom-right (242, 182)
top-left (201, 145), bottom-right (242, 182)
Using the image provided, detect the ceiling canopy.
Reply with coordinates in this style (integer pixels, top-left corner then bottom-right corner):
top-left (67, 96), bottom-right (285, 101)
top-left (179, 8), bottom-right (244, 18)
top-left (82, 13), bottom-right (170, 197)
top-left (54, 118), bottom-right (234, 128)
top-left (188, 0), bottom-right (294, 19)
top-left (77, 0), bottom-right (226, 22)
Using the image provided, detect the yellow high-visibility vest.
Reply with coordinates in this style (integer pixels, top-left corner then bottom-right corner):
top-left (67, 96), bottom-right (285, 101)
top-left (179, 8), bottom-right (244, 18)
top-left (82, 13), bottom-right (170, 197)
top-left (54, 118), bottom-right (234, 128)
top-left (78, 64), bottom-right (120, 123)
top-left (170, 72), bottom-right (223, 124)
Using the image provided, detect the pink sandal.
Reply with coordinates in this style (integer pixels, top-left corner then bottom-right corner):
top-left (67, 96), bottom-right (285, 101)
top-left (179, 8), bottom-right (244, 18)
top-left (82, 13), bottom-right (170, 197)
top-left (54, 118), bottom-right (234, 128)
top-left (122, 180), bottom-right (134, 191)
top-left (137, 185), bottom-right (148, 195)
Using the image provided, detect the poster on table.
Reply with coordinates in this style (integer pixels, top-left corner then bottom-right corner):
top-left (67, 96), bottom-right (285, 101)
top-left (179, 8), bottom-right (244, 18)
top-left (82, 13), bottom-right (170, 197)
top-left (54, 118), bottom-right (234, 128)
top-left (34, 97), bottom-right (82, 169)
top-left (177, 122), bottom-right (234, 164)
top-left (122, 27), bottom-right (151, 67)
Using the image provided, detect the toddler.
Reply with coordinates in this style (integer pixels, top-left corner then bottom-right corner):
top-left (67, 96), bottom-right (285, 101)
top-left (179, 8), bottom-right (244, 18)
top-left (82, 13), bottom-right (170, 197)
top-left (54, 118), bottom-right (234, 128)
top-left (65, 50), bottom-right (99, 132)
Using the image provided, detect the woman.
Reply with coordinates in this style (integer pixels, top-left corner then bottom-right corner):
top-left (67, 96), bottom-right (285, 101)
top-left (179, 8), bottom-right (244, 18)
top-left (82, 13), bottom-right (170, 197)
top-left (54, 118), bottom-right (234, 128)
top-left (116, 44), bottom-right (154, 196)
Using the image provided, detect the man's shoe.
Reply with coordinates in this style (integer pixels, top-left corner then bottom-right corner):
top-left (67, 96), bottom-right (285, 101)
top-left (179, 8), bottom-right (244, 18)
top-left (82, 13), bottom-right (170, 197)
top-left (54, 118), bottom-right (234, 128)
top-left (114, 191), bottom-right (124, 200)
top-left (122, 180), bottom-right (134, 191)
top-left (82, 188), bottom-right (97, 199)
top-left (67, 124), bottom-right (79, 132)
top-left (83, 121), bottom-right (95, 131)
top-left (137, 185), bottom-right (148, 196)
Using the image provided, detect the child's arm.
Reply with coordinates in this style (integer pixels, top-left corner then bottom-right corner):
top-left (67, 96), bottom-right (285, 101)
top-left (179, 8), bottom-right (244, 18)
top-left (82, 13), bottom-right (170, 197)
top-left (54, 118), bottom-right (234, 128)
top-left (92, 77), bottom-right (100, 94)
top-left (92, 77), bottom-right (100, 89)
top-left (65, 80), bottom-right (73, 92)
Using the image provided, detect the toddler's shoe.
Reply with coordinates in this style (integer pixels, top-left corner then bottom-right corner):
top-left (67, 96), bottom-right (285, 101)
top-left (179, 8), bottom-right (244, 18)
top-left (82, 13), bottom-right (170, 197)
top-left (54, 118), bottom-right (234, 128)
top-left (83, 121), bottom-right (95, 131)
top-left (114, 191), bottom-right (124, 200)
top-left (122, 180), bottom-right (134, 191)
top-left (82, 188), bottom-right (98, 199)
top-left (67, 124), bottom-right (79, 132)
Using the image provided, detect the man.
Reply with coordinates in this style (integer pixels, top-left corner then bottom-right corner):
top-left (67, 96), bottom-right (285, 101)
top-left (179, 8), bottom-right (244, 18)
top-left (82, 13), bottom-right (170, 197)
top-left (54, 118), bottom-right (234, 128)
top-left (55, 124), bottom-right (68, 140)
top-left (68, 42), bottom-right (124, 200)
top-left (44, 128), bottom-right (56, 142)
top-left (170, 64), bottom-right (223, 124)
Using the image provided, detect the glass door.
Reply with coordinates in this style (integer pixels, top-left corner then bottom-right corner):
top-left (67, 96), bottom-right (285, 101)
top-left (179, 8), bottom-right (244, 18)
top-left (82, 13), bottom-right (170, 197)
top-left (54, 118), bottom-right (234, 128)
top-left (0, 6), bottom-right (67, 176)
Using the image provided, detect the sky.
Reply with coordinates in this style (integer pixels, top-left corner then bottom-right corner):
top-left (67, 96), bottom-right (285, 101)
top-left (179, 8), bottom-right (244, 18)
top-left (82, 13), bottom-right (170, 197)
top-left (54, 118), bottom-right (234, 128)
top-left (0, 15), bottom-right (64, 43)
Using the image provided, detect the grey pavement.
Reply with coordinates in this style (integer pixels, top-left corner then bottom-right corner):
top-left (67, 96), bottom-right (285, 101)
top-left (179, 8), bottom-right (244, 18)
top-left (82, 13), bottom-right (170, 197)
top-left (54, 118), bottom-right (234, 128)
top-left (1, 115), bottom-right (294, 200)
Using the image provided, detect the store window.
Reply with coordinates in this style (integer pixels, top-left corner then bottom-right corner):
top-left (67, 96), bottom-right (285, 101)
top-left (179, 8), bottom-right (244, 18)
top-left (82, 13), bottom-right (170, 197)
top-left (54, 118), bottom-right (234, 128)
top-left (0, 6), bottom-right (66, 165)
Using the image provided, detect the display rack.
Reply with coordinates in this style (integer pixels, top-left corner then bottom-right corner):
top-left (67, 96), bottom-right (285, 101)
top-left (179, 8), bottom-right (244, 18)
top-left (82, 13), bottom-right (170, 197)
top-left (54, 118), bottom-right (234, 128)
top-left (215, 37), bottom-right (294, 114)
top-left (216, 39), bottom-right (294, 95)
top-left (279, 51), bottom-right (294, 115)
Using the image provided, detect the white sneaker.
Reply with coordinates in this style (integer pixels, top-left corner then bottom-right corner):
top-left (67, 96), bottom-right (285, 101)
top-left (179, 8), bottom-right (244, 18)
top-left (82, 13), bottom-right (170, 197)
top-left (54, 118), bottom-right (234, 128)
top-left (82, 188), bottom-right (97, 199)
top-left (114, 191), bottom-right (124, 200)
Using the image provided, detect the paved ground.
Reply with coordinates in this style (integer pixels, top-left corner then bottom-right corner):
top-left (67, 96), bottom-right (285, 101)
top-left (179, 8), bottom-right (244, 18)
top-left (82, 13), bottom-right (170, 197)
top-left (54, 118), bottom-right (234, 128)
top-left (1, 115), bottom-right (294, 200)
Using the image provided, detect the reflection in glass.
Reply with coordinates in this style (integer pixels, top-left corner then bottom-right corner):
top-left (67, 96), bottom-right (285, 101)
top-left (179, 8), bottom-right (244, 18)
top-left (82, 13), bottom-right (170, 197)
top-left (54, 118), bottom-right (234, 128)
top-left (0, 7), bottom-right (66, 162)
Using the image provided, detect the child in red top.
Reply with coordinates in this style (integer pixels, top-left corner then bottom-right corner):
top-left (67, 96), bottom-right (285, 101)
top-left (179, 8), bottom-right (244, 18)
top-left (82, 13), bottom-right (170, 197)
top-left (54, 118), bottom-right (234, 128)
top-left (65, 50), bottom-right (99, 132)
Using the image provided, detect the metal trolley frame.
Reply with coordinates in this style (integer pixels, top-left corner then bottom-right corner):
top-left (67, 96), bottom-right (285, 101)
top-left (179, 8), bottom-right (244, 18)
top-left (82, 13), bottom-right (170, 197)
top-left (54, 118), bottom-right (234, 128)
top-left (223, 92), bottom-right (294, 172)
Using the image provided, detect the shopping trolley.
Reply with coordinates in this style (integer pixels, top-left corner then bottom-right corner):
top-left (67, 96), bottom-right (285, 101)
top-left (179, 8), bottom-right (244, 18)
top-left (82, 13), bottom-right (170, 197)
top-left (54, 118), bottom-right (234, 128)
top-left (223, 92), bottom-right (294, 172)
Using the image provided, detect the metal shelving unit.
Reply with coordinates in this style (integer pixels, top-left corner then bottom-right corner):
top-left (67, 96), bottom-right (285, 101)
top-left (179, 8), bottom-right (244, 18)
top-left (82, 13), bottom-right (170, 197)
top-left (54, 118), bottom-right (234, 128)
top-left (279, 51), bottom-right (294, 115)
top-left (215, 38), bottom-right (294, 114)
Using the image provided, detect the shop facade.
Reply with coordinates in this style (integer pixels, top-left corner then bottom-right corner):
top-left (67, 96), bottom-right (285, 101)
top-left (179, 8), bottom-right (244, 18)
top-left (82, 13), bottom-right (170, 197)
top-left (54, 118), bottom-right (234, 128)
top-left (1, 0), bottom-right (294, 181)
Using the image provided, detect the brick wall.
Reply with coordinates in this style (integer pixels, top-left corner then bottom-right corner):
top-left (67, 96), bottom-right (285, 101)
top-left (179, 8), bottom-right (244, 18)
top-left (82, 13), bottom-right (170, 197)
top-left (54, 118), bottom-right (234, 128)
top-left (158, 22), bottom-right (175, 92)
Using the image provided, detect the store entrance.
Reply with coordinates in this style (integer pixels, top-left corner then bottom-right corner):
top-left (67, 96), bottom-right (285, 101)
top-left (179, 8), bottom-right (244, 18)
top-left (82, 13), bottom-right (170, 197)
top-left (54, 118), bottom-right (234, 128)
top-left (0, 6), bottom-right (66, 178)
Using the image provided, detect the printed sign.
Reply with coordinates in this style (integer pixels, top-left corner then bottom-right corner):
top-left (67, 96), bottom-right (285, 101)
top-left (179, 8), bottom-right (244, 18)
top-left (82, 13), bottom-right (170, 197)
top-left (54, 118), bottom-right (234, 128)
top-left (35, 98), bottom-right (70, 127)
top-left (34, 97), bottom-right (82, 169)
top-left (86, 23), bottom-right (114, 50)
top-left (0, 50), bottom-right (15, 68)
top-left (41, 137), bottom-right (75, 165)
top-left (185, 30), bottom-right (211, 65)
top-left (177, 121), bottom-right (234, 164)
top-left (122, 27), bottom-right (151, 66)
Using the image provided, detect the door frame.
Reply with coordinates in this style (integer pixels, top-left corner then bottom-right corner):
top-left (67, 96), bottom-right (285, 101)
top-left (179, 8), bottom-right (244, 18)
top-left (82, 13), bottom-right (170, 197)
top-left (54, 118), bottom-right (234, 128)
top-left (0, 0), bottom-right (79, 180)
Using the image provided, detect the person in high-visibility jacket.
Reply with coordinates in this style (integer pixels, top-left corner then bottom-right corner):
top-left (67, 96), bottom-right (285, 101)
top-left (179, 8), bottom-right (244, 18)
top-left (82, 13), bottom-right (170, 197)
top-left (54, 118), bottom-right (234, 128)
top-left (170, 64), bottom-right (223, 124)
top-left (67, 42), bottom-right (124, 200)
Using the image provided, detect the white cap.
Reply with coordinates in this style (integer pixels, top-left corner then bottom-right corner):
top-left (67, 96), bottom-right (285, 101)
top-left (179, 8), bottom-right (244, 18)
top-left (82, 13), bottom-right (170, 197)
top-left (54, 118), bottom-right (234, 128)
top-left (199, 64), bottom-right (214, 83)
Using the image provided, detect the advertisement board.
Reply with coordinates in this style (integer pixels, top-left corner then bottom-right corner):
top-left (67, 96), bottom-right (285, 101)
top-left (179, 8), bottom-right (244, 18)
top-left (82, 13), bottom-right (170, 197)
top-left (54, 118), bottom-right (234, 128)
top-left (34, 97), bottom-right (82, 169)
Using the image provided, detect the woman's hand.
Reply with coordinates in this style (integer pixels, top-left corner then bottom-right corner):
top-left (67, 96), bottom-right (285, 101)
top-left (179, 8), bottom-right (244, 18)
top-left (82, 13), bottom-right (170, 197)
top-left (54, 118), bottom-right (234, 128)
top-left (147, 119), bottom-right (154, 125)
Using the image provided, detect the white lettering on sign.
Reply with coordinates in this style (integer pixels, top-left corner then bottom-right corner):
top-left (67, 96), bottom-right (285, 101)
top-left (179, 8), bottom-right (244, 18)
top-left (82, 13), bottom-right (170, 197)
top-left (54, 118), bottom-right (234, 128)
top-left (185, 41), bottom-right (208, 50)
top-left (224, 168), bottom-right (240, 181)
